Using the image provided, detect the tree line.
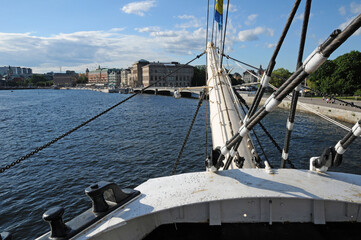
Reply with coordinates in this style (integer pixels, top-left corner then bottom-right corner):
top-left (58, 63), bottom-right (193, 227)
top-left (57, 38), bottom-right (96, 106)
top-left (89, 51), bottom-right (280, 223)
top-left (269, 50), bottom-right (361, 96)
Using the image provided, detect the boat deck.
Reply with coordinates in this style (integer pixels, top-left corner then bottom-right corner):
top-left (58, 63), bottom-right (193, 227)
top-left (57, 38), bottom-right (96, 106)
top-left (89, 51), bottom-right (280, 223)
top-left (74, 169), bottom-right (361, 239)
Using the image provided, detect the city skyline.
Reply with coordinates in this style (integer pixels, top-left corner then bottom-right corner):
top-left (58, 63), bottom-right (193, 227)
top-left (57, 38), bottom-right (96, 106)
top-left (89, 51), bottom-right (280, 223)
top-left (0, 0), bottom-right (360, 74)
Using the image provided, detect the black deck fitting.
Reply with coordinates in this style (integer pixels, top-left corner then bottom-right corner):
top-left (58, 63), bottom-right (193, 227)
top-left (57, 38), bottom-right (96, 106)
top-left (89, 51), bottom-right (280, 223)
top-left (0, 232), bottom-right (12, 240)
top-left (42, 206), bottom-right (70, 239)
top-left (39, 181), bottom-right (140, 240)
top-left (85, 181), bottom-right (135, 214)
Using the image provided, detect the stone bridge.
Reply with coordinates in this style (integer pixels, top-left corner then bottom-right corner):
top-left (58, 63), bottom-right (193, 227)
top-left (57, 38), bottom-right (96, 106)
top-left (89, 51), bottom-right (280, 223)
top-left (133, 86), bottom-right (203, 98)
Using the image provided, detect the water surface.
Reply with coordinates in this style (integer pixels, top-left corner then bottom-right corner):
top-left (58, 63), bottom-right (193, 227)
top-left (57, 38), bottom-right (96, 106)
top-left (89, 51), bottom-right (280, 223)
top-left (0, 89), bottom-right (359, 239)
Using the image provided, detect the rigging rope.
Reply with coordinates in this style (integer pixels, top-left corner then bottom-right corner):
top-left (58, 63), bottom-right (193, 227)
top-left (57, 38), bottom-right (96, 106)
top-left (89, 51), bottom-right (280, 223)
top-left (206, 0), bottom-right (210, 49)
top-left (233, 90), bottom-right (294, 168)
top-left (205, 91), bottom-right (209, 159)
top-left (238, 102), bottom-right (272, 167)
top-left (223, 54), bottom-right (260, 71)
top-left (171, 92), bottom-right (206, 175)
top-left (211, 0), bottom-right (216, 44)
top-left (281, 0), bottom-right (312, 168)
top-left (268, 83), bottom-right (352, 132)
top-left (219, 0), bottom-right (230, 69)
top-left (214, 15), bottom-right (361, 170)
top-left (205, 0), bottom-right (210, 160)
top-left (247, 0), bottom-right (301, 120)
top-left (227, 54), bottom-right (361, 111)
top-left (0, 52), bottom-right (205, 174)
top-left (232, 58), bottom-right (352, 132)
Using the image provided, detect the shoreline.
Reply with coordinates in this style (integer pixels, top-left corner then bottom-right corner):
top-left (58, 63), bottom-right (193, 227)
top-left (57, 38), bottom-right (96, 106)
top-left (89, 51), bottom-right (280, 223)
top-left (240, 93), bottom-right (361, 124)
top-left (2, 87), bottom-right (359, 124)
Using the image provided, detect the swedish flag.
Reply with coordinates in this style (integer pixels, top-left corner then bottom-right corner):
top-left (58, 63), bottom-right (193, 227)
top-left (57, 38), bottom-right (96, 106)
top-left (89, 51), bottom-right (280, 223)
top-left (214, 0), bottom-right (223, 30)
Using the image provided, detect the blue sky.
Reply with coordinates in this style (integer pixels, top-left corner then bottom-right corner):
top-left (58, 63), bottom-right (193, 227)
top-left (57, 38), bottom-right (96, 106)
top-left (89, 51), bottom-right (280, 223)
top-left (0, 0), bottom-right (360, 73)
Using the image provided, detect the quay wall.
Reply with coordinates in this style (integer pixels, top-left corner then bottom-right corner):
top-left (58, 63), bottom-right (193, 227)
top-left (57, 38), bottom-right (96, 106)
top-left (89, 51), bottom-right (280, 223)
top-left (240, 94), bottom-right (361, 124)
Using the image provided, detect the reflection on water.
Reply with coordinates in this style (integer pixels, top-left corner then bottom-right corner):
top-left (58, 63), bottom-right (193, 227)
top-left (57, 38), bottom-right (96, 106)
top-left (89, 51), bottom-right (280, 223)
top-left (0, 89), bottom-right (359, 239)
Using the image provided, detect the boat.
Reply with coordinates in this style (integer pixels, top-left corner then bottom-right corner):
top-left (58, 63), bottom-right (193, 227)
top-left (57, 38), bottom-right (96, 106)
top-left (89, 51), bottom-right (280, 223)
top-left (1, 1), bottom-right (361, 239)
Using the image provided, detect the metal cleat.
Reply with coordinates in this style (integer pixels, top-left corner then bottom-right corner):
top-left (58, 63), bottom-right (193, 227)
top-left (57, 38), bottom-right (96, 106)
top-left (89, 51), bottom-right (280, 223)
top-left (0, 232), bottom-right (12, 240)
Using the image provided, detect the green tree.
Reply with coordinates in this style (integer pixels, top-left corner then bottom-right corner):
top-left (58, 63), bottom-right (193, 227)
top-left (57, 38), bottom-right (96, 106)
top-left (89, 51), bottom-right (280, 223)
top-left (29, 74), bottom-right (48, 85)
top-left (308, 60), bottom-right (336, 92)
top-left (354, 89), bottom-right (361, 96)
top-left (230, 72), bottom-right (244, 85)
top-left (270, 68), bottom-right (292, 88)
top-left (77, 75), bottom-right (88, 84)
top-left (308, 50), bottom-right (361, 95)
top-left (191, 65), bottom-right (206, 86)
top-left (332, 50), bottom-right (361, 95)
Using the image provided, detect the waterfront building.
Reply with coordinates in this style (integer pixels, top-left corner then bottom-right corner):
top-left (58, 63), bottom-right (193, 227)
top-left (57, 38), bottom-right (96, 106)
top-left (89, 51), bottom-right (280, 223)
top-left (127, 74), bottom-right (132, 88)
top-left (130, 59), bottom-right (149, 87)
top-left (88, 66), bottom-right (109, 86)
top-left (85, 68), bottom-right (89, 78)
top-left (243, 70), bottom-right (258, 83)
top-left (0, 66), bottom-right (32, 80)
top-left (142, 62), bottom-right (194, 87)
top-left (53, 72), bottom-right (77, 87)
top-left (0, 74), bottom-right (4, 86)
top-left (121, 68), bottom-right (131, 87)
top-left (108, 69), bottom-right (121, 88)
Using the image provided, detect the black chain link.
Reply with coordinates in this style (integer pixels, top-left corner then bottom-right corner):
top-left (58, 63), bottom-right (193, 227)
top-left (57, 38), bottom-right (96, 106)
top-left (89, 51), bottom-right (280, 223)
top-left (1, 52), bottom-right (205, 174)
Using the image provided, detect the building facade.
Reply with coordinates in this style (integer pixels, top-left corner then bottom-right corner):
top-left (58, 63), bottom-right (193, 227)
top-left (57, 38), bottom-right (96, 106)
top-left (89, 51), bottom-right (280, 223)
top-left (142, 62), bottom-right (194, 87)
top-left (243, 70), bottom-right (258, 83)
top-left (121, 68), bottom-right (131, 87)
top-left (130, 59), bottom-right (149, 87)
top-left (0, 66), bottom-right (33, 81)
top-left (108, 69), bottom-right (121, 88)
top-left (88, 66), bottom-right (109, 86)
top-left (53, 72), bottom-right (77, 87)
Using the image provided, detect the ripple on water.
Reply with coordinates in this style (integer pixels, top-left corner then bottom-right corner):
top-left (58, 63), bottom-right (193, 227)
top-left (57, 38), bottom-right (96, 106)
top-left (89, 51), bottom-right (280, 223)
top-left (0, 90), bottom-right (360, 239)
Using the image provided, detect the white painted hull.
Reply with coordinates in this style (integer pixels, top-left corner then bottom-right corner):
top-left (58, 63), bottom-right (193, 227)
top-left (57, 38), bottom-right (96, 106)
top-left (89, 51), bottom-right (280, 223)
top-left (68, 169), bottom-right (361, 239)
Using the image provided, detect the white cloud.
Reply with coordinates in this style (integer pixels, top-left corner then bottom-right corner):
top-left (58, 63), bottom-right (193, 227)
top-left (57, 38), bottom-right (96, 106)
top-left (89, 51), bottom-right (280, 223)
top-left (148, 28), bottom-right (205, 55)
top-left (245, 14), bottom-right (258, 26)
top-left (295, 12), bottom-right (314, 21)
top-left (295, 13), bottom-right (304, 20)
top-left (121, 0), bottom-right (156, 16)
top-left (225, 3), bottom-right (237, 13)
top-left (339, 6), bottom-right (346, 16)
top-left (175, 15), bottom-right (202, 29)
top-left (266, 42), bottom-right (276, 48)
top-left (135, 26), bottom-right (161, 32)
top-left (177, 15), bottom-right (194, 20)
top-left (0, 27), bottom-right (207, 73)
top-left (109, 28), bottom-right (126, 32)
top-left (350, 2), bottom-right (361, 14)
top-left (237, 27), bottom-right (274, 42)
top-left (150, 30), bottom-right (178, 37)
